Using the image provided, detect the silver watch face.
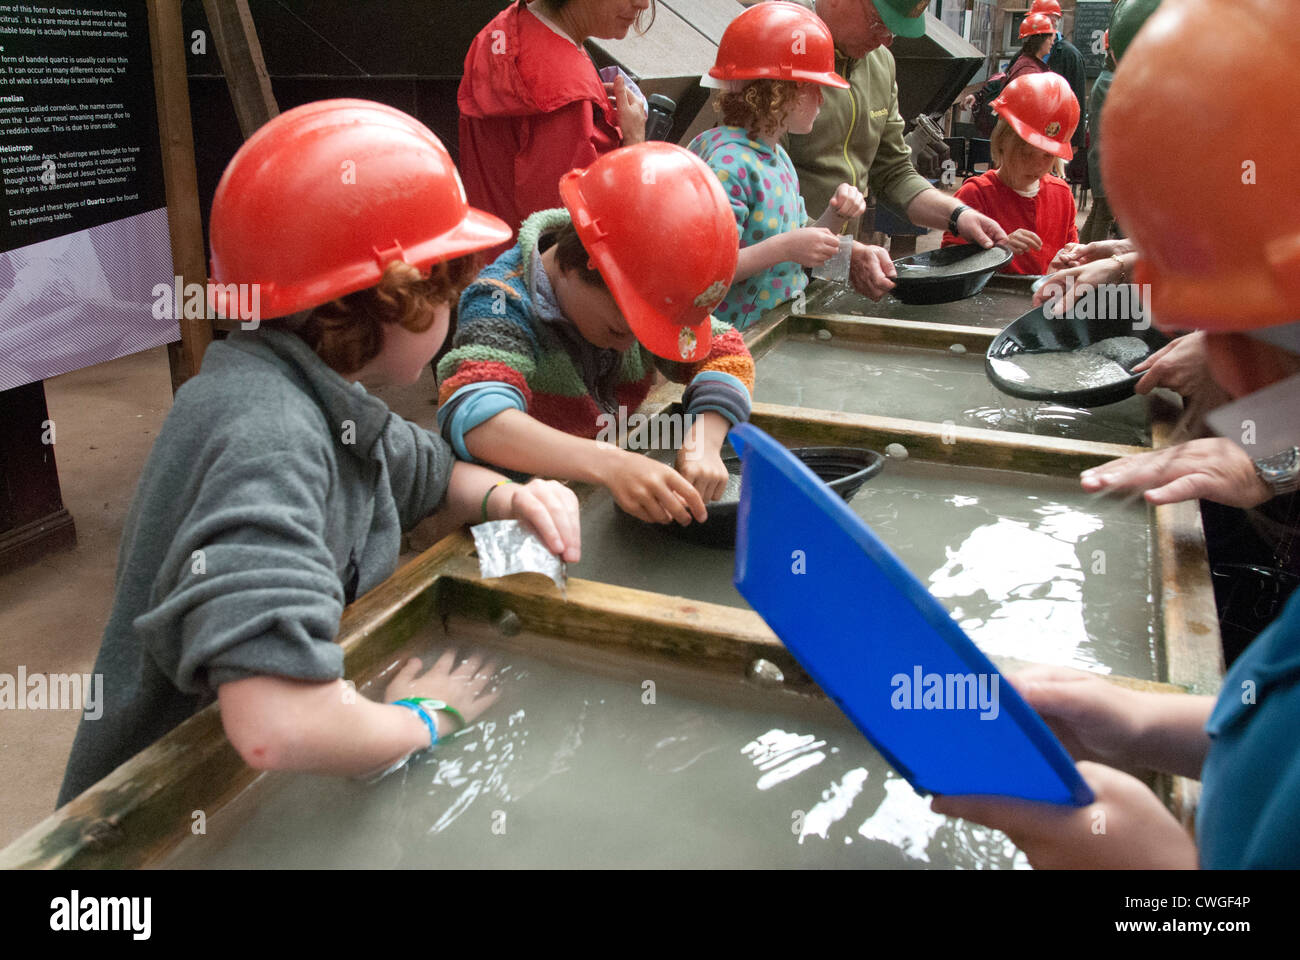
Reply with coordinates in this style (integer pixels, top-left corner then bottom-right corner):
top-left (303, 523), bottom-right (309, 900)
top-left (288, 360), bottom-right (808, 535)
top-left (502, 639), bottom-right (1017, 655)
top-left (1253, 446), bottom-right (1300, 492)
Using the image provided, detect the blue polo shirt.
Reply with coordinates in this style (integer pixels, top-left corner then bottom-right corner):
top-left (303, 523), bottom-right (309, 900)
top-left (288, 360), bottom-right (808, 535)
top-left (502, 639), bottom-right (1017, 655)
top-left (1198, 588), bottom-right (1300, 868)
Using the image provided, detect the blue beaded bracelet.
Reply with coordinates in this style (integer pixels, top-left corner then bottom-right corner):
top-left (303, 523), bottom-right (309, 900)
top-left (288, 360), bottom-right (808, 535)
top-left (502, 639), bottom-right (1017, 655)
top-left (393, 699), bottom-right (439, 750)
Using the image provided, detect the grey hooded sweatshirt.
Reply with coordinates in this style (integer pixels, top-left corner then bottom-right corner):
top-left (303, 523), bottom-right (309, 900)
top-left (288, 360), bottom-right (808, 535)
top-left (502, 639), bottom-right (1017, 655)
top-left (58, 329), bottom-right (453, 805)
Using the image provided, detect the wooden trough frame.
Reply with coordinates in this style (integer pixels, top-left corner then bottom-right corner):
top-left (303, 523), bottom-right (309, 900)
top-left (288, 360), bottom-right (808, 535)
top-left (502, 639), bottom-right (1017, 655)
top-left (0, 284), bottom-right (1223, 869)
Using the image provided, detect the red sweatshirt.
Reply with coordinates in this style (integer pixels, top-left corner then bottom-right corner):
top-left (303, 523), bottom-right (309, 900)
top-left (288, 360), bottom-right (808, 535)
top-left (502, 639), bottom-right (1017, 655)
top-left (1006, 53), bottom-right (1049, 83)
top-left (458, 1), bottom-right (623, 259)
top-left (941, 170), bottom-right (1078, 275)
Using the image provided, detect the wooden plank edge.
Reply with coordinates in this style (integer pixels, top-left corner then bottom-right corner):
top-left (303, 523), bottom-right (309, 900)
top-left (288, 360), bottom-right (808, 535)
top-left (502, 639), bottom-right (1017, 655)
top-left (750, 401), bottom-right (1146, 475)
top-left (789, 313), bottom-right (997, 351)
top-left (438, 560), bottom-right (1190, 695)
top-left (1154, 498), bottom-right (1223, 696)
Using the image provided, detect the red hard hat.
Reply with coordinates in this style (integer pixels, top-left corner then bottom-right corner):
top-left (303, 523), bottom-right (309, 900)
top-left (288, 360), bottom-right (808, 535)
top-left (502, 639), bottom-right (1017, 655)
top-left (991, 72), bottom-right (1080, 160)
top-left (707, 1), bottom-right (848, 90)
top-left (558, 143), bottom-right (739, 363)
top-left (1019, 12), bottom-right (1055, 38)
top-left (1029, 0), bottom-right (1062, 17)
top-left (1105, 0), bottom-right (1300, 332)
top-left (208, 99), bottom-right (511, 320)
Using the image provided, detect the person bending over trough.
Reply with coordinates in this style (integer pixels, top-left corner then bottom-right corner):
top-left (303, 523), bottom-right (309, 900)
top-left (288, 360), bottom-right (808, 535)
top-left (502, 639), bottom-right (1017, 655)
top-left (58, 101), bottom-right (580, 806)
top-left (437, 142), bottom-right (756, 527)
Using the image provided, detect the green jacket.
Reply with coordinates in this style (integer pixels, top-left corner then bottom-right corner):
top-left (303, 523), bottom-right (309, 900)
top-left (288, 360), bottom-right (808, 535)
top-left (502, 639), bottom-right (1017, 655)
top-left (783, 45), bottom-right (933, 225)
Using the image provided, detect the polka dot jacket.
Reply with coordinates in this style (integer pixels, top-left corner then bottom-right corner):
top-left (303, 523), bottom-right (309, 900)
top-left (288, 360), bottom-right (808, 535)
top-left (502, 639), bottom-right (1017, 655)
top-left (688, 125), bottom-right (809, 330)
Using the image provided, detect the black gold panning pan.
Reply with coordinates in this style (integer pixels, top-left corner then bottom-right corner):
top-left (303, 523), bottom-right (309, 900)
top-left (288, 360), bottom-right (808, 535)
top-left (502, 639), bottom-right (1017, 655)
top-left (622, 446), bottom-right (886, 549)
top-left (986, 302), bottom-right (1171, 408)
top-left (889, 244), bottom-right (1013, 305)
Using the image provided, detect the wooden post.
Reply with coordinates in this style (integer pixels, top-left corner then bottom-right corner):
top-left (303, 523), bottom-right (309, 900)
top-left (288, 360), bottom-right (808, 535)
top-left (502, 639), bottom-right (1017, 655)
top-left (201, 0), bottom-right (280, 138)
top-left (147, 0), bottom-right (212, 388)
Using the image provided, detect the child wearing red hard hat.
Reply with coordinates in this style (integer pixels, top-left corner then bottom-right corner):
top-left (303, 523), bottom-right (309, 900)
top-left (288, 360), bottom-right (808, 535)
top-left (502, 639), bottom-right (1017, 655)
top-left (437, 141), bottom-right (756, 526)
top-left (58, 100), bottom-right (581, 805)
top-left (687, 1), bottom-right (893, 327)
top-left (941, 72), bottom-right (1080, 275)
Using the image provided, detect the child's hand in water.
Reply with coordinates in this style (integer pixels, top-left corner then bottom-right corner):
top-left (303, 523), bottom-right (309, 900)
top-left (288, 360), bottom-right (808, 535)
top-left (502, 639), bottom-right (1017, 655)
top-left (384, 650), bottom-right (500, 735)
top-left (780, 227), bottom-right (842, 267)
top-left (606, 449), bottom-right (707, 525)
top-left (676, 411), bottom-right (732, 502)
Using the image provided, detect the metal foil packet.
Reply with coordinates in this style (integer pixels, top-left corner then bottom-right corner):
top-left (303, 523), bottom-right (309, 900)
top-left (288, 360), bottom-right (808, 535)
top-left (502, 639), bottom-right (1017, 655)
top-left (472, 519), bottom-right (567, 593)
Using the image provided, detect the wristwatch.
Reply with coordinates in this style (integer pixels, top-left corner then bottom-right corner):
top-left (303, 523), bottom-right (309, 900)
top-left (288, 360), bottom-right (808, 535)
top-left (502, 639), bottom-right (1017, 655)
top-left (948, 204), bottom-right (970, 236)
top-left (1252, 446), bottom-right (1300, 497)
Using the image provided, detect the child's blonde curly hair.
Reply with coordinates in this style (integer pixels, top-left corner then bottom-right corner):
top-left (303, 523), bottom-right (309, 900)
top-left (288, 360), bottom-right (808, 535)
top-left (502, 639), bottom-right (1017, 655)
top-left (715, 79), bottom-right (802, 141)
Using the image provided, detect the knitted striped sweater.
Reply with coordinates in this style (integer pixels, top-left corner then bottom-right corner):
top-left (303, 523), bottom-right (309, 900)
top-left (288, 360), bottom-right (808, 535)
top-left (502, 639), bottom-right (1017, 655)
top-left (436, 209), bottom-right (754, 445)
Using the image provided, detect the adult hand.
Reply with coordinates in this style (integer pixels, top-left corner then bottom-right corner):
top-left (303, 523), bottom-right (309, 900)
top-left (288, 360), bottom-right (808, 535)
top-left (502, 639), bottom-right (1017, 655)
top-left (954, 207), bottom-right (1008, 248)
top-left (849, 242), bottom-right (896, 300)
top-left (384, 650), bottom-right (501, 734)
top-left (1133, 332), bottom-right (1227, 409)
top-left (961, 93), bottom-right (977, 111)
top-left (1033, 257), bottom-right (1129, 313)
top-left (1080, 437), bottom-right (1272, 508)
top-left (932, 761), bottom-right (1199, 869)
top-left (493, 478), bottom-right (582, 563)
top-left (607, 450), bottom-right (707, 525)
top-left (826, 182), bottom-right (866, 222)
top-left (611, 74), bottom-right (647, 145)
top-left (781, 227), bottom-right (842, 267)
top-left (1002, 228), bottom-right (1043, 256)
top-left (1049, 238), bottom-right (1136, 271)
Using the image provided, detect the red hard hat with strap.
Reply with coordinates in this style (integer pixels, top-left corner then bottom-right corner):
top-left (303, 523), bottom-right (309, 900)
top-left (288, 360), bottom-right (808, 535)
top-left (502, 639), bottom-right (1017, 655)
top-left (1019, 12), bottom-right (1055, 38)
top-left (991, 72), bottom-right (1080, 161)
top-left (707, 0), bottom-right (848, 89)
top-left (208, 99), bottom-right (510, 320)
top-left (1029, 0), bottom-right (1063, 17)
top-left (1104, 0), bottom-right (1300, 332)
top-left (559, 142), bottom-right (739, 363)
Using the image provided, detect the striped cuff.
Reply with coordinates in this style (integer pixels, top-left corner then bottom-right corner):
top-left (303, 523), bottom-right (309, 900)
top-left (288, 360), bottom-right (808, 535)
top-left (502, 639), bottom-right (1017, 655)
top-left (683, 370), bottom-right (752, 426)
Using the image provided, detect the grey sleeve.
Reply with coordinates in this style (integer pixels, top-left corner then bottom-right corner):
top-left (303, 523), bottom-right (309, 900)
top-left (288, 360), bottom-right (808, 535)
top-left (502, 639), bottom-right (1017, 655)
top-left (135, 443), bottom-right (346, 695)
top-left (378, 413), bottom-right (456, 532)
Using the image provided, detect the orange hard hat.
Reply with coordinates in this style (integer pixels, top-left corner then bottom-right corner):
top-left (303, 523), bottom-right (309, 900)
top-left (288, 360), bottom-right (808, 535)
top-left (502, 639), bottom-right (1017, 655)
top-left (208, 99), bottom-right (510, 320)
top-left (1019, 12), bottom-right (1055, 39)
top-left (706, 1), bottom-right (848, 90)
top-left (1029, 0), bottom-right (1062, 17)
top-left (558, 142), bottom-right (739, 363)
top-left (991, 72), bottom-right (1080, 161)
top-left (1104, 0), bottom-right (1300, 332)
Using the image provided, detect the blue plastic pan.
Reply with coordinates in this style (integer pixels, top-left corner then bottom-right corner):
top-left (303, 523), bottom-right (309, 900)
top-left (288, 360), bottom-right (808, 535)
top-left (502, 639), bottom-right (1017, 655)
top-left (729, 423), bottom-right (1093, 806)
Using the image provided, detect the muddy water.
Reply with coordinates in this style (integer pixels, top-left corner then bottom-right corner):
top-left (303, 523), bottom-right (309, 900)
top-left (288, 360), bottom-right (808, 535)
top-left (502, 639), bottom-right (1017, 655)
top-left (805, 282), bottom-right (1027, 329)
top-left (162, 642), bottom-right (1026, 869)
top-left (756, 337), bottom-right (1151, 446)
top-left (572, 456), bottom-right (1157, 680)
